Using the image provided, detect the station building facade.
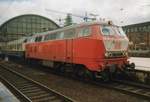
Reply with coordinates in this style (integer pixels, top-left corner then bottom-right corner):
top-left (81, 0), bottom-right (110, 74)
top-left (123, 21), bottom-right (150, 57)
top-left (0, 14), bottom-right (59, 42)
top-left (123, 21), bottom-right (150, 50)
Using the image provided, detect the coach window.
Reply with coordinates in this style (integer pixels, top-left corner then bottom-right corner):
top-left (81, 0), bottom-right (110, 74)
top-left (38, 36), bottom-right (43, 42)
top-left (51, 33), bottom-right (57, 40)
top-left (44, 34), bottom-right (52, 41)
top-left (35, 37), bottom-right (41, 42)
top-left (44, 34), bottom-right (50, 41)
top-left (59, 32), bottom-right (64, 39)
top-left (35, 37), bottom-right (38, 42)
top-left (55, 33), bottom-right (59, 40)
top-left (24, 39), bottom-right (27, 43)
top-left (31, 37), bottom-right (35, 42)
top-left (26, 38), bottom-right (30, 43)
top-left (64, 29), bottom-right (75, 39)
top-left (78, 27), bottom-right (91, 37)
top-left (148, 26), bottom-right (150, 32)
top-left (134, 27), bottom-right (137, 32)
top-left (44, 33), bottom-right (56, 41)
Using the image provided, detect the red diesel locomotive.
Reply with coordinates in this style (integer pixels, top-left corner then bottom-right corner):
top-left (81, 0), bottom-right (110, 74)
top-left (25, 21), bottom-right (132, 79)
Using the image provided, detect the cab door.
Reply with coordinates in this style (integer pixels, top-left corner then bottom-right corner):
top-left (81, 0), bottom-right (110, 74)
top-left (66, 39), bottom-right (73, 63)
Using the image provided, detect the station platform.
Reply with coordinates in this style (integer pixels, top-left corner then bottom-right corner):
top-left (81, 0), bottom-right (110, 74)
top-left (129, 57), bottom-right (150, 71)
top-left (0, 82), bottom-right (20, 102)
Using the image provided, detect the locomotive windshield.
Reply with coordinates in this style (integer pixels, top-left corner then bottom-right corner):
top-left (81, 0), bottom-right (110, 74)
top-left (101, 25), bottom-right (115, 35)
top-left (114, 26), bottom-right (126, 36)
top-left (101, 25), bottom-right (126, 36)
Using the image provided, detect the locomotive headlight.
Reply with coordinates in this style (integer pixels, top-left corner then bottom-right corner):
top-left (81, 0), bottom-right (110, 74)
top-left (109, 52), bottom-right (112, 57)
top-left (123, 51), bottom-right (128, 56)
top-left (125, 52), bottom-right (128, 56)
top-left (123, 52), bottom-right (126, 56)
top-left (105, 52), bottom-right (109, 57)
top-left (105, 52), bottom-right (112, 57)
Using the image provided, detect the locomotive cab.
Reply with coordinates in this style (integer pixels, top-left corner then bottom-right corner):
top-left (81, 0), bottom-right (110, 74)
top-left (93, 22), bottom-right (131, 80)
top-left (100, 24), bottom-right (129, 58)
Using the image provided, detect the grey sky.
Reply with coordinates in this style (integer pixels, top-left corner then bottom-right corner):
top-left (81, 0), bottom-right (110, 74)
top-left (0, 0), bottom-right (150, 26)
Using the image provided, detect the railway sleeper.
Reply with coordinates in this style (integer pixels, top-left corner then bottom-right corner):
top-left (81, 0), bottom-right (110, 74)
top-left (115, 84), bottom-right (128, 89)
top-left (19, 86), bottom-right (39, 91)
top-left (123, 86), bottom-right (137, 90)
top-left (14, 81), bottom-right (30, 85)
top-left (16, 83), bottom-right (35, 89)
top-left (29, 93), bottom-right (51, 100)
top-left (25, 91), bottom-right (48, 97)
top-left (136, 89), bottom-right (150, 94)
top-left (31, 95), bottom-right (57, 102)
top-left (143, 92), bottom-right (150, 96)
top-left (132, 89), bottom-right (144, 93)
top-left (21, 88), bottom-right (42, 94)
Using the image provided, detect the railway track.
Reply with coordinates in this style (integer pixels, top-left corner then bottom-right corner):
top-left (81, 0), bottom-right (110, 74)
top-left (78, 78), bottom-right (150, 100)
top-left (108, 80), bottom-right (150, 100)
top-left (0, 63), bottom-right (74, 102)
top-left (1, 60), bottom-right (150, 101)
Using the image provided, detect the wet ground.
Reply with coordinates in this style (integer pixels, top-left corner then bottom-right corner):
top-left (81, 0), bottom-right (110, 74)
top-left (2, 61), bottom-right (148, 102)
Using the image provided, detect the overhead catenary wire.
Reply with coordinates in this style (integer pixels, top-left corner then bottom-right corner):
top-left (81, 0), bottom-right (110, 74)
top-left (45, 8), bottom-right (95, 22)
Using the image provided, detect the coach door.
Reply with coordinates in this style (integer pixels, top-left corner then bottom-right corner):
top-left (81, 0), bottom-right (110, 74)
top-left (66, 39), bottom-right (73, 63)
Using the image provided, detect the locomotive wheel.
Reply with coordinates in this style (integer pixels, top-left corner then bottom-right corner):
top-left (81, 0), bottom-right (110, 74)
top-left (102, 73), bottom-right (109, 82)
top-left (59, 66), bottom-right (65, 73)
top-left (74, 65), bottom-right (94, 80)
top-left (84, 69), bottom-right (95, 80)
top-left (54, 63), bottom-right (62, 73)
top-left (101, 70), bottom-right (110, 82)
top-left (76, 67), bottom-right (85, 78)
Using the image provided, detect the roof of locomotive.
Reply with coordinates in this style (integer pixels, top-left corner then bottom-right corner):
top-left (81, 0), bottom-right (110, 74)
top-left (31, 21), bottom-right (116, 37)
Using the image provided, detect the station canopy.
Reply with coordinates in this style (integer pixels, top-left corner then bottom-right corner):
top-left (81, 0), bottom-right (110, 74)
top-left (0, 14), bottom-right (59, 42)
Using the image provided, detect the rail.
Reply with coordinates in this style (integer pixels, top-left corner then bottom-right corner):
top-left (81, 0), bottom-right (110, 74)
top-left (0, 63), bottom-right (74, 102)
top-left (1, 60), bottom-right (150, 100)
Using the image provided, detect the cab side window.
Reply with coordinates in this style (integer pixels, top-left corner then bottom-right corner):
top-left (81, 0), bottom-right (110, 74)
top-left (55, 32), bottom-right (64, 39)
top-left (51, 33), bottom-right (57, 40)
top-left (44, 33), bottom-right (56, 41)
top-left (64, 29), bottom-right (75, 39)
top-left (78, 27), bottom-right (91, 37)
top-left (44, 32), bottom-right (64, 41)
top-left (57, 32), bottom-right (64, 39)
